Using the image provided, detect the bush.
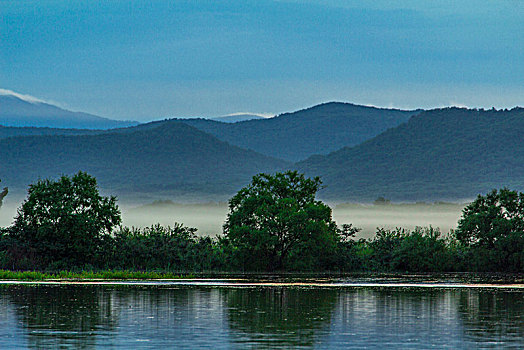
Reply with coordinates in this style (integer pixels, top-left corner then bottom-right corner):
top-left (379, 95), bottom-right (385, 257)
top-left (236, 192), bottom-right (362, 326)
top-left (367, 228), bottom-right (404, 270)
top-left (391, 227), bottom-right (452, 272)
top-left (100, 224), bottom-right (220, 271)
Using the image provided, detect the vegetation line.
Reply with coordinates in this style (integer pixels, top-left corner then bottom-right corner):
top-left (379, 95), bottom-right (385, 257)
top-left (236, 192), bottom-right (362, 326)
top-left (0, 270), bottom-right (191, 281)
top-left (1, 171), bottom-right (524, 273)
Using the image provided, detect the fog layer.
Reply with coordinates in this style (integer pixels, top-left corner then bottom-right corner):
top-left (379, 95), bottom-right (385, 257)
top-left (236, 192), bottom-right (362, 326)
top-left (121, 201), bottom-right (464, 239)
top-left (1, 199), bottom-right (464, 239)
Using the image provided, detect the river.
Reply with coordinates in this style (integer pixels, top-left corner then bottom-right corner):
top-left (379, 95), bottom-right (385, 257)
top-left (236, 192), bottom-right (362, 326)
top-left (0, 277), bottom-right (523, 348)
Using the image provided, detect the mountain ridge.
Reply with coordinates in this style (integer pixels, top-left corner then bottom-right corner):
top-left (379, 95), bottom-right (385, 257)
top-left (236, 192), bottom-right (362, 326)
top-left (0, 92), bottom-right (138, 129)
top-left (179, 102), bottom-right (418, 161)
top-left (297, 107), bottom-right (524, 201)
top-left (0, 122), bottom-right (289, 201)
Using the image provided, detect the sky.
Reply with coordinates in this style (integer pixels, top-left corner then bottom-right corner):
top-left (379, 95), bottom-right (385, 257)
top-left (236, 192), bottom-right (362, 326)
top-left (1, 0), bottom-right (524, 121)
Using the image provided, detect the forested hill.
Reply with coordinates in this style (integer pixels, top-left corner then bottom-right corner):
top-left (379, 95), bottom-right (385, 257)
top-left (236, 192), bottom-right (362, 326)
top-left (0, 123), bottom-right (289, 199)
top-left (0, 103), bottom-right (415, 163)
top-left (0, 125), bottom-right (100, 139)
top-left (179, 102), bottom-right (417, 161)
top-left (297, 107), bottom-right (524, 201)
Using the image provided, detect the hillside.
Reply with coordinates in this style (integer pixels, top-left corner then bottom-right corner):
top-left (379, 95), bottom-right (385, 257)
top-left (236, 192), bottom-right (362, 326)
top-left (0, 123), bottom-right (289, 200)
top-left (0, 125), bottom-right (100, 139)
top-left (180, 102), bottom-right (417, 161)
top-left (0, 102), bottom-right (416, 162)
top-left (297, 107), bottom-right (524, 201)
top-left (0, 92), bottom-right (138, 129)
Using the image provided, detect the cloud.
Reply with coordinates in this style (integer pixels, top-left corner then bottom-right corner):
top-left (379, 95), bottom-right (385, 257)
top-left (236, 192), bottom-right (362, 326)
top-left (449, 102), bottom-right (470, 109)
top-left (223, 112), bottom-right (274, 118)
top-left (0, 88), bottom-right (47, 104)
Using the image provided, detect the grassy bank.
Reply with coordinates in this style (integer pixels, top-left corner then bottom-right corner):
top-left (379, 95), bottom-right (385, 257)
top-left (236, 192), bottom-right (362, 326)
top-left (0, 270), bottom-right (192, 281)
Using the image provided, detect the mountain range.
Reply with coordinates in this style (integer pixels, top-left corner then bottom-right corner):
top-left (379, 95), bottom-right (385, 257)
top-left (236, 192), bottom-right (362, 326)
top-left (179, 103), bottom-right (417, 161)
top-left (298, 107), bottom-right (524, 201)
top-left (2, 89), bottom-right (523, 203)
top-left (0, 123), bottom-right (288, 201)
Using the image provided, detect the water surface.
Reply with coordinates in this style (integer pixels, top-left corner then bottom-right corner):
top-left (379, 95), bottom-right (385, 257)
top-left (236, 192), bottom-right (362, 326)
top-left (0, 281), bottom-right (523, 348)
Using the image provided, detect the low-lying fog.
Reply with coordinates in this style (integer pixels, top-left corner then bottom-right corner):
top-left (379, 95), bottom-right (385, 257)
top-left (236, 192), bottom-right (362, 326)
top-left (0, 199), bottom-right (465, 239)
top-left (120, 200), bottom-right (465, 239)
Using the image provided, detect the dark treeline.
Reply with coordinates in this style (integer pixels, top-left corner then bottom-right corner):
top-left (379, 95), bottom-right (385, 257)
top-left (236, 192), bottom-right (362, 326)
top-left (2, 223), bottom-right (522, 273)
top-left (0, 172), bottom-right (523, 273)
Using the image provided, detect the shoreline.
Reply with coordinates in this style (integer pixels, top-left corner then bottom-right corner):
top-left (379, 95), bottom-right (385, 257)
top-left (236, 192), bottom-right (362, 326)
top-left (0, 270), bottom-right (523, 288)
top-left (1, 279), bottom-right (524, 289)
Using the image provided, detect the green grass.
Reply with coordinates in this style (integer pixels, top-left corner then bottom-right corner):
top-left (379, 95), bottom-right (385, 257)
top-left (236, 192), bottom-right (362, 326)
top-left (0, 270), bottom-right (192, 281)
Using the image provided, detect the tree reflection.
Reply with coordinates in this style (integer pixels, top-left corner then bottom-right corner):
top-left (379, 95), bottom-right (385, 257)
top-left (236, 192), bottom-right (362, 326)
top-left (223, 287), bottom-right (338, 347)
top-left (3, 284), bottom-right (524, 348)
top-left (458, 290), bottom-right (524, 345)
top-left (5, 285), bottom-right (119, 349)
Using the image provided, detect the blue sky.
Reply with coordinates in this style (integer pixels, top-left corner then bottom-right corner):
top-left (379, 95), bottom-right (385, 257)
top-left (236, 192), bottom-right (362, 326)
top-left (2, 0), bottom-right (523, 121)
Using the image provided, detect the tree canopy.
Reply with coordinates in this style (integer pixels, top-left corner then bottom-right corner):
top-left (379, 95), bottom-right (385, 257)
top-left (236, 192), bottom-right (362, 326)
top-left (456, 188), bottom-right (524, 247)
top-left (10, 172), bottom-right (121, 267)
top-left (223, 171), bottom-right (339, 271)
top-left (454, 188), bottom-right (524, 271)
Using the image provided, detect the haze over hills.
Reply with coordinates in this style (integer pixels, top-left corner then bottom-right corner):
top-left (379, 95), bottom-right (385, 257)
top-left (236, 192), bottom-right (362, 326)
top-left (4, 92), bottom-right (524, 204)
top-left (0, 92), bottom-right (417, 164)
top-left (0, 122), bottom-right (289, 201)
top-left (298, 107), bottom-right (524, 201)
top-left (179, 102), bottom-right (418, 161)
top-left (0, 90), bottom-right (138, 129)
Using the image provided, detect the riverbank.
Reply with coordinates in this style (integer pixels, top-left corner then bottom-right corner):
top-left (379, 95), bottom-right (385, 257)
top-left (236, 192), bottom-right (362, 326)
top-left (0, 270), bottom-right (192, 281)
top-left (1, 270), bottom-right (523, 285)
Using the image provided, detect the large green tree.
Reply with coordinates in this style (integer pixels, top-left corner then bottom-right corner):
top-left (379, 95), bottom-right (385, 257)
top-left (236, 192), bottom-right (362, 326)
top-left (455, 188), bottom-right (524, 271)
top-left (456, 188), bottom-right (524, 248)
top-left (223, 171), bottom-right (339, 271)
top-left (10, 172), bottom-right (121, 267)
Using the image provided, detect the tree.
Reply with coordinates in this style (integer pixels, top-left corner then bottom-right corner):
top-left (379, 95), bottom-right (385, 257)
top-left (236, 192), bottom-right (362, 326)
top-left (10, 172), bottom-right (121, 267)
top-left (223, 171), bottom-right (339, 271)
top-left (0, 179), bottom-right (7, 209)
top-left (455, 188), bottom-right (524, 248)
top-left (373, 196), bottom-right (390, 205)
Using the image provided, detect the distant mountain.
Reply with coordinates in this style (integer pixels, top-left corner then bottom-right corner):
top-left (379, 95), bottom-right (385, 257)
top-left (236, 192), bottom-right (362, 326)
top-left (180, 102), bottom-right (418, 161)
top-left (297, 107), bottom-right (524, 201)
top-left (0, 123), bottom-right (289, 200)
top-left (0, 90), bottom-right (138, 129)
top-left (210, 114), bottom-right (268, 123)
top-left (0, 101), bottom-right (416, 161)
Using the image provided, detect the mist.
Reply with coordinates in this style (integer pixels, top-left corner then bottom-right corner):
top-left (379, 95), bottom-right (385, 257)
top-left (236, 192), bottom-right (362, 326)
top-left (0, 197), bottom-right (464, 239)
top-left (332, 203), bottom-right (464, 239)
top-left (120, 201), bottom-right (229, 236)
top-left (120, 200), bottom-right (465, 239)
top-left (0, 202), bottom-right (18, 228)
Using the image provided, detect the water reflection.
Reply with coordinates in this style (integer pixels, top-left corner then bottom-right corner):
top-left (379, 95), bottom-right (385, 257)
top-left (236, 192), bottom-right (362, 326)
top-left (0, 285), bottom-right (522, 348)
top-left (3, 285), bottom-right (119, 348)
top-left (458, 290), bottom-right (524, 345)
top-left (1, 286), bottom-right (231, 349)
top-left (326, 290), bottom-right (465, 348)
top-left (223, 288), bottom-right (337, 348)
